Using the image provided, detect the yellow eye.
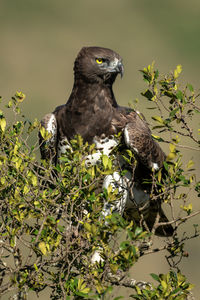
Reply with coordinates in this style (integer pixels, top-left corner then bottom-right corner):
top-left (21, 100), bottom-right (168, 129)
top-left (96, 58), bottom-right (103, 64)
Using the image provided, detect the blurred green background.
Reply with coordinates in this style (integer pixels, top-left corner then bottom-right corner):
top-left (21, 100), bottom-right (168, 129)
top-left (0, 0), bottom-right (200, 299)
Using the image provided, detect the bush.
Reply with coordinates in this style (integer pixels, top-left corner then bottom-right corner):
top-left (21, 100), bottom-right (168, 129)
top-left (0, 65), bottom-right (199, 299)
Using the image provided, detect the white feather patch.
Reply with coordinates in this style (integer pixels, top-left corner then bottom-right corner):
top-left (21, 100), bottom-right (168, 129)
top-left (85, 136), bottom-right (118, 166)
top-left (124, 126), bottom-right (130, 147)
top-left (91, 249), bottom-right (104, 264)
top-left (133, 147), bottom-right (139, 154)
top-left (85, 152), bottom-right (102, 166)
top-left (152, 162), bottom-right (159, 170)
top-left (58, 137), bottom-right (72, 158)
top-left (46, 114), bottom-right (57, 135)
top-left (124, 126), bottom-right (139, 153)
top-left (94, 136), bottom-right (118, 155)
top-left (102, 171), bottom-right (129, 217)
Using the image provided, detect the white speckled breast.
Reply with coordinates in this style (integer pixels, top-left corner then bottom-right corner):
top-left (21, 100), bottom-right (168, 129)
top-left (85, 135), bottom-right (118, 166)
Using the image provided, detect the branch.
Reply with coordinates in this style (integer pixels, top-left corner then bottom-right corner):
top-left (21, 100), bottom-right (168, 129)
top-left (106, 270), bottom-right (195, 300)
top-left (156, 210), bottom-right (200, 228)
top-left (106, 270), bottom-right (151, 290)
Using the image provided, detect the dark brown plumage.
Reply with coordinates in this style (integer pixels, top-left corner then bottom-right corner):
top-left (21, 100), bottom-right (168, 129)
top-left (55, 47), bottom-right (123, 144)
top-left (39, 46), bottom-right (173, 237)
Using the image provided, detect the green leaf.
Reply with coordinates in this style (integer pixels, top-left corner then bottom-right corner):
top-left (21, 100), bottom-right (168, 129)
top-left (187, 83), bottom-right (194, 92)
top-left (181, 203), bottom-right (192, 214)
top-left (110, 264), bottom-right (119, 274)
top-left (134, 227), bottom-right (143, 236)
top-left (84, 222), bottom-right (91, 232)
top-left (23, 185), bottom-right (30, 195)
top-left (176, 90), bottom-right (183, 100)
top-left (120, 241), bottom-right (130, 251)
top-left (151, 134), bottom-right (164, 142)
top-left (91, 224), bottom-right (97, 235)
top-left (77, 278), bottom-right (90, 294)
top-left (152, 116), bottom-right (164, 124)
top-left (174, 65), bottom-right (182, 79)
top-left (187, 160), bottom-right (194, 170)
top-left (15, 91), bottom-right (26, 102)
top-left (163, 161), bottom-right (169, 171)
top-left (167, 152), bottom-right (176, 161)
top-left (0, 118), bottom-right (6, 132)
top-left (169, 108), bottom-right (179, 117)
top-left (161, 279), bottom-right (168, 290)
top-left (39, 242), bottom-right (47, 255)
top-left (141, 89), bottom-right (154, 101)
top-left (155, 69), bottom-right (159, 79)
top-left (34, 263), bottom-right (38, 271)
top-left (102, 154), bottom-right (109, 169)
top-left (171, 287), bottom-right (181, 295)
top-left (169, 143), bottom-right (176, 153)
top-left (157, 169), bottom-right (162, 183)
top-left (31, 174), bottom-right (38, 186)
top-left (150, 273), bottom-right (160, 282)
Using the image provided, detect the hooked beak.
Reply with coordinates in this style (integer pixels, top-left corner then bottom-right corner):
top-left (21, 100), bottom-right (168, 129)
top-left (116, 61), bottom-right (124, 78)
top-left (107, 58), bottom-right (124, 78)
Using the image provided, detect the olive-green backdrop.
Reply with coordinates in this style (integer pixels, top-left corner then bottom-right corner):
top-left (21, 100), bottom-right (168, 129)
top-left (0, 1), bottom-right (199, 299)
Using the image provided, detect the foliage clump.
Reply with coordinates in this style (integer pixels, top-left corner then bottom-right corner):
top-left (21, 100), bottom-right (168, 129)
top-left (0, 65), bottom-right (199, 299)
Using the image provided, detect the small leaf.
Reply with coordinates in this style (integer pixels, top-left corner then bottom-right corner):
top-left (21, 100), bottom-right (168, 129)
top-left (1, 177), bottom-right (5, 185)
top-left (77, 278), bottom-right (90, 294)
top-left (169, 143), bottom-right (176, 153)
top-left (171, 287), bottom-right (181, 295)
top-left (187, 83), bottom-right (194, 92)
top-left (31, 174), bottom-right (38, 186)
top-left (39, 126), bottom-right (51, 140)
top-left (80, 287), bottom-right (90, 294)
top-left (151, 134), bottom-right (164, 142)
top-left (15, 91), bottom-right (26, 102)
top-left (181, 203), bottom-right (192, 215)
top-left (91, 224), bottom-right (97, 235)
top-left (0, 118), bottom-right (6, 132)
top-left (135, 227), bottom-right (143, 236)
top-left (120, 241), bottom-right (129, 251)
top-left (174, 65), bottom-right (182, 79)
top-left (163, 162), bottom-right (168, 172)
top-left (110, 263), bottom-right (119, 274)
top-left (160, 279), bottom-right (168, 290)
top-left (77, 278), bottom-right (83, 290)
top-left (152, 116), bottom-right (164, 124)
top-left (39, 242), bottom-right (47, 255)
top-left (34, 263), bottom-right (38, 271)
top-left (23, 185), bottom-right (30, 195)
top-left (126, 149), bottom-right (133, 157)
top-left (167, 152), bottom-right (176, 160)
top-left (176, 90), bottom-right (183, 100)
top-left (157, 169), bottom-right (162, 183)
top-left (169, 108), bottom-right (179, 117)
top-left (141, 89), bottom-right (154, 101)
top-left (187, 160), bottom-right (194, 170)
top-left (108, 158), bottom-right (112, 170)
top-left (150, 273), bottom-right (160, 282)
top-left (84, 222), bottom-right (91, 232)
top-left (102, 155), bottom-right (109, 169)
top-left (107, 184), bottom-right (113, 195)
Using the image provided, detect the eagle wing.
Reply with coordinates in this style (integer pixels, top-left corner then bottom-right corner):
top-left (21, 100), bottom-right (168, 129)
top-left (123, 111), bottom-right (166, 170)
top-left (39, 113), bottom-right (57, 163)
top-left (112, 109), bottom-right (173, 236)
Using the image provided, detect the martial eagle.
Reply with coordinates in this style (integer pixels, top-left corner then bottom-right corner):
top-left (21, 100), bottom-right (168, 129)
top-left (39, 46), bottom-right (173, 237)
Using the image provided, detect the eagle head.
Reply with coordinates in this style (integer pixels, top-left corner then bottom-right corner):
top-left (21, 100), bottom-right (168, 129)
top-left (74, 46), bottom-right (124, 84)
